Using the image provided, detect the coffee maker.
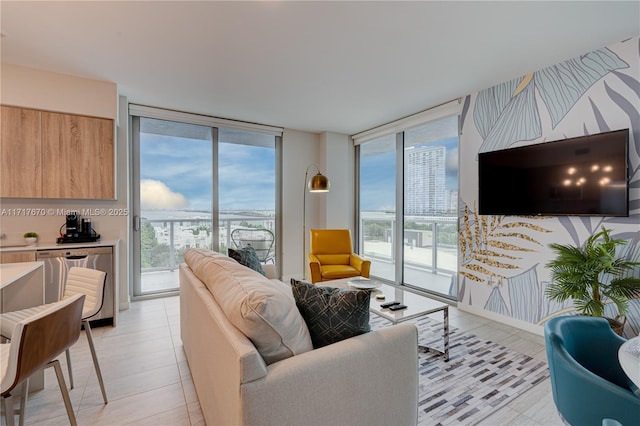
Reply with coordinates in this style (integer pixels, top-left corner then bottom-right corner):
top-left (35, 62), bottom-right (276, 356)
top-left (57, 211), bottom-right (100, 243)
top-left (65, 211), bottom-right (80, 237)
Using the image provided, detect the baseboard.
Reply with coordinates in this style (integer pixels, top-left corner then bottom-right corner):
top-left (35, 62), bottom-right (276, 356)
top-left (457, 303), bottom-right (544, 336)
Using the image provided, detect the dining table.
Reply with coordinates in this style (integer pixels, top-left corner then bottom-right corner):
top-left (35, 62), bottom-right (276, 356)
top-left (619, 335), bottom-right (640, 390)
top-left (0, 261), bottom-right (46, 391)
top-left (0, 261), bottom-right (45, 311)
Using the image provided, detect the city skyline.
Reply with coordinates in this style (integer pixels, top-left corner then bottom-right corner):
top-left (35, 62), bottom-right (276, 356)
top-left (360, 135), bottom-right (458, 212)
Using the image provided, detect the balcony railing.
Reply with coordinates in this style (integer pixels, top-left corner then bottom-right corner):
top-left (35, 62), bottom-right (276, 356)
top-left (140, 212), bottom-right (457, 298)
top-left (141, 215), bottom-right (275, 275)
top-left (361, 215), bottom-right (457, 272)
top-left (360, 213), bottom-right (458, 297)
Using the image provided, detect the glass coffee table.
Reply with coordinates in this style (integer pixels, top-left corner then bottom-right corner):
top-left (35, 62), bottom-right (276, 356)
top-left (325, 277), bottom-right (450, 361)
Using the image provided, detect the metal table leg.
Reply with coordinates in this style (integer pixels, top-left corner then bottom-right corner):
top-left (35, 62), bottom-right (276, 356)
top-left (418, 306), bottom-right (449, 362)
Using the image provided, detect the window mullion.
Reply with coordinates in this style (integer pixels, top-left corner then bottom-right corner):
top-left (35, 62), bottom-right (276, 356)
top-left (395, 131), bottom-right (404, 286)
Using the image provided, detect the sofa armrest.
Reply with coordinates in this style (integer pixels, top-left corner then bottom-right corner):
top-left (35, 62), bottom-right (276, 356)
top-left (308, 254), bottom-right (322, 284)
top-left (241, 323), bottom-right (419, 425)
top-left (350, 253), bottom-right (371, 278)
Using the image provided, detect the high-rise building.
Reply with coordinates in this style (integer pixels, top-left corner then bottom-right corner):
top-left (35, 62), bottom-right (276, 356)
top-left (405, 145), bottom-right (446, 214)
top-left (445, 189), bottom-right (459, 213)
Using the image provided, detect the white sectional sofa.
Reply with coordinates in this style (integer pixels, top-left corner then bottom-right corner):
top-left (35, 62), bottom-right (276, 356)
top-left (179, 248), bottom-right (419, 425)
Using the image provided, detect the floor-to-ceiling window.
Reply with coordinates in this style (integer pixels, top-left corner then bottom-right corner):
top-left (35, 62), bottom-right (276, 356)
top-left (134, 117), bottom-right (214, 296)
top-left (359, 133), bottom-right (397, 281)
top-left (355, 101), bottom-right (460, 300)
top-left (131, 106), bottom-right (281, 299)
top-left (218, 128), bottom-right (277, 259)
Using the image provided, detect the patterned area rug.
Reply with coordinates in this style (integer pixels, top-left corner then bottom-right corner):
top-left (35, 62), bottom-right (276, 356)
top-left (369, 314), bottom-right (549, 426)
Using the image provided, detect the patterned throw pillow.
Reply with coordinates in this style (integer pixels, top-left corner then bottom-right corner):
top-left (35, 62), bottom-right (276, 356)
top-left (228, 246), bottom-right (266, 276)
top-left (290, 279), bottom-right (371, 348)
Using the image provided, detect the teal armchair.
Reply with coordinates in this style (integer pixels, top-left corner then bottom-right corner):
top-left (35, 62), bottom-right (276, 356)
top-left (544, 316), bottom-right (640, 426)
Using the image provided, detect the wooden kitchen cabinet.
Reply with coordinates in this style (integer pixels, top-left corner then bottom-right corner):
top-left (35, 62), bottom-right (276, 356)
top-left (0, 106), bottom-right (42, 197)
top-left (42, 112), bottom-right (115, 199)
top-left (0, 251), bottom-right (37, 263)
top-left (0, 105), bottom-right (115, 199)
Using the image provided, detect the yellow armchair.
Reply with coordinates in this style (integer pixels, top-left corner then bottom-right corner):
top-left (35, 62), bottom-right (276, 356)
top-left (308, 229), bottom-right (371, 284)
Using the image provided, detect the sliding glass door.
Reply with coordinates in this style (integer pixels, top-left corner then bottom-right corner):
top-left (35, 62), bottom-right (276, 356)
top-left (132, 117), bottom-right (214, 296)
top-left (218, 129), bottom-right (276, 259)
top-left (359, 134), bottom-right (397, 282)
top-left (131, 108), bottom-right (279, 299)
top-left (403, 118), bottom-right (459, 298)
top-left (357, 113), bottom-right (459, 300)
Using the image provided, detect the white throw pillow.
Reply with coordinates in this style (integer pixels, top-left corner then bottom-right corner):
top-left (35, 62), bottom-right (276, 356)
top-left (184, 249), bottom-right (313, 364)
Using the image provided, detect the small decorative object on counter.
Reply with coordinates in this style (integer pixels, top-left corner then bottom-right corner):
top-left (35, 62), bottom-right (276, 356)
top-left (23, 232), bottom-right (38, 244)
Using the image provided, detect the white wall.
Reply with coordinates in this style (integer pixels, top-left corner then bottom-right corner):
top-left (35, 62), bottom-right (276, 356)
top-left (281, 129), bottom-right (323, 281)
top-left (1, 64), bottom-right (117, 119)
top-left (279, 130), bottom-right (355, 282)
top-left (323, 132), bottom-right (355, 230)
top-left (117, 95), bottom-right (130, 310)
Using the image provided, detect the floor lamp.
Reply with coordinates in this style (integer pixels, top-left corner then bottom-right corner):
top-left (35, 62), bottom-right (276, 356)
top-left (303, 164), bottom-right (330, 279)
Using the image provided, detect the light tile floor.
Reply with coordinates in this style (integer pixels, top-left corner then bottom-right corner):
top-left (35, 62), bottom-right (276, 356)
top-left (15, 296), bottom-right (562, 426)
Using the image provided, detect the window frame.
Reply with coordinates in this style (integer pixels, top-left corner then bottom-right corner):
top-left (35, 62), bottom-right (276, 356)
top-left (354, 100), bottom-right (461, 301)
top-left (129, 105), bottom-right (282, 299)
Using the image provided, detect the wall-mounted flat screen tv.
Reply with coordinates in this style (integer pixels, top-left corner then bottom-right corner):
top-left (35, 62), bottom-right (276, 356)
top-left (478, 129), bottom-right (629, 217)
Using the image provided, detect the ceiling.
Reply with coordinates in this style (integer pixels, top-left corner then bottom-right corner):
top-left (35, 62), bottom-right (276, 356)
top-left (1, 1), bottom-right (639, 135)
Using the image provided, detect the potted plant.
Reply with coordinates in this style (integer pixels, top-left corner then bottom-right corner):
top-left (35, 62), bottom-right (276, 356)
top-left (23, 232), bottom-right (38, 244)
top-left (545, 226), bottom-right (640, 335)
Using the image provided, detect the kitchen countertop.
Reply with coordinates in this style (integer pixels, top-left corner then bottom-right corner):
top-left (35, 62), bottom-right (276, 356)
top-left (0, 239), bottom-right (119, 252)
top-left (0, 261), bottom-right (44, 288)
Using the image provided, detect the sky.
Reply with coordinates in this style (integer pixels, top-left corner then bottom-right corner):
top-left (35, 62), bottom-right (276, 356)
top-left (140, 133), bottom-right (275, 211)
top-left (360, 136), bottom-right (459, 211)
top-left (140, 130), bottom-right (458, 213)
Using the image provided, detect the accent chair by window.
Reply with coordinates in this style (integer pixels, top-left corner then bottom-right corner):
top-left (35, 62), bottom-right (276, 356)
top-left (308, 229), bottom-right (371, 284)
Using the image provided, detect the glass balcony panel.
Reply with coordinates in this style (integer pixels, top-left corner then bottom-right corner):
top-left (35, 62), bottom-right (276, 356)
top-left (359, 134), bottom-right (396, 282)
top-left (140, 213), bottom-right (275, 293)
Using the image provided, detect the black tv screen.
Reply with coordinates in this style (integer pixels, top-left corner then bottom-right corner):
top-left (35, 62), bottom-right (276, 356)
top-left (478, 129), bottom-right (629, 217)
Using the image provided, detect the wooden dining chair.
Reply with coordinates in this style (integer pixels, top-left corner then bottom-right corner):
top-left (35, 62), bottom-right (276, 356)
top-left (1, 294), bottom-right (85, 426)
top-left (0, 267), bottom-right (109, 404)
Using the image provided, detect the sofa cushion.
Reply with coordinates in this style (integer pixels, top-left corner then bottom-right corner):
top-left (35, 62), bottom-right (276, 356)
top-left (228, 246), bottom-right (266, 276)
top-left (319, 265), bottom-right (360, 280)
top-left (290, 279), bottom-right (371, 348)
top-left (184, 249), bottom-right (313, 364)
top-left (315, 254), bottom-right (351, 265)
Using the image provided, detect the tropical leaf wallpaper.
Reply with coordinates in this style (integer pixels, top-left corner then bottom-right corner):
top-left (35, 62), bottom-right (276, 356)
top-left (458, 36), bottom-right (640, 337)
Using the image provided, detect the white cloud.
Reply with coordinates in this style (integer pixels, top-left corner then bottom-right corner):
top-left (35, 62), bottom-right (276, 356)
top-left (140, 179), bottom-right (189, 210)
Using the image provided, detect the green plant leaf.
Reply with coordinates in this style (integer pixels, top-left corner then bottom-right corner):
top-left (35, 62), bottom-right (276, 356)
top-left (545, 225), bottom-right (640, 317)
